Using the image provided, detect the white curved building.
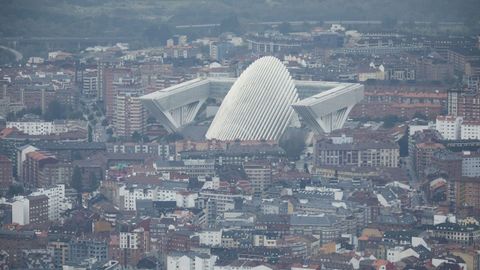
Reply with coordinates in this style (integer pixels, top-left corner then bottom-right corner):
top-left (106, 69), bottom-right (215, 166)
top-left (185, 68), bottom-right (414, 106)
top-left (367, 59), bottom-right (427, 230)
top-left (140, 56), bottom-right (364, 141)
top-left (206, 56), bottom-right (299, 141)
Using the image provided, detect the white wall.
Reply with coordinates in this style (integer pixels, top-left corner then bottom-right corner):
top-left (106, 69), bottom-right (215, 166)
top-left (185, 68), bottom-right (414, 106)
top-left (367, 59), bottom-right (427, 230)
top-left (461, 122), bottom-right (480, 140)
top-left (12, 197), bottom-right (29, 225)
top-left (436, 116), bottom-right (463, 140)
top-left (7, 121), bottom-right (55, 135)
top-left (31, 184), bottom-right (69, 221)
top-left (462, 153), bottom-right (480, 177)
top-left (196, 230), bottom-right (222, 247)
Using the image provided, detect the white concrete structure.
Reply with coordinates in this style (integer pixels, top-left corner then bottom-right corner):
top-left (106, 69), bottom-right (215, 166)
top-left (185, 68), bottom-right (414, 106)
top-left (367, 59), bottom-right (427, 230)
top-left (16, 145), bottom-right (38, 181)
top-left (7, 121), bottom-right (55, 135)
top-left (119, 183), bottom-right (188, 211)
top-left (409, 122), bottom-right (435, 136)
top-left (82, 70), bottom-right (98, 97)
top-left (432, 258), bottom-right (467, 269)
top-left (330, 134), bottom-right (354, 144)
top-left (113, 94), bottom-right (146, 137)
top-left (11, 196), bottom-right (29, 225)
top-left (7, 120), bottom-right (86, 136)
top-left (461, 151), bottom-right (480, 177)
top-left (30, 184), bottom-right (71, 221)
top-left (433, 214), bottom-right (457, 225)
top-left (214, 265), bottom-right (273, 270)
top-left (119, 230), bottom-right (141, 249)
top-left (435, 116), bottom-right (463, 140)
top-left (119, 185), bottom-right (155, 211)
top-left (292, 80), bottom-right (363, 134)
top-left (387, 246), bottom-right (420, 263)
top-left (140, 56), bottom-right (363, 139)
top-left (357, 63), bottom-right (385, 82)
top-left (195, 230), bottom-right (222, 247)
top-left (167, 252), bottom-right (217, 270)
top-left (207, 56), bottom-right (299, 141)
top-left (176, 192), bottom-right (198, 208)
top-left (199, 191), bottom-right (246, 213)
top-left (461, 120), bottom-right (480, 140)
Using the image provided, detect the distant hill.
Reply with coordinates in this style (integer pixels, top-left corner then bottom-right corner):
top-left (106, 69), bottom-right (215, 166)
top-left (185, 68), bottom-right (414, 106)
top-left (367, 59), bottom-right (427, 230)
top-left (0, 0), bottom-right (478, 38)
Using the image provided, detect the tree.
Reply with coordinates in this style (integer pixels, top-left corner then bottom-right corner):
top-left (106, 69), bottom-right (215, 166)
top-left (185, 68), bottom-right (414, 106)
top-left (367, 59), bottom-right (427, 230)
top-left (147, 116), bottom-right (157, 124)
top-left (219, 14), bottom-right (242, 34)
top-left (87, 125), bottom-right (93, 142)
top-left (44, 100), bottom-right (65, 121)
top-left (7, 107), bottom-right (42, 121)
top-left (44, 100), bottom-right (81, 121)
top-left (6, 184), bottom-right (24, 198)
top-left (382, 17), bottom-right (398, 29)
top-left (143, 23), bottom-right (173, 46)
top-left (165, 132), bottom-right (184, 142)
top-left (6, 112), bottom-right (15, 121)
top-left (413, 112), bottom-right (427, 120)
top-left (87, 172), bottom-right (100, 192)
top-left (72, 150), bottom-right (82, 160)
top-left (382, 115), bottom-right (400, 128)
top-left (106, 127), bottom-right (113, 136)
top-left (398, 130), bottom-right (409, 157)
top-left (302, 21), bottom-right (312, 31)
top-left (101, 119), bottom-right (109, 126)
top-left (278, 22), bottom-right (292, 34)
top-left (303, 163), bottom-right (310, 174)
top-left (72, 166), bottom-right (83, 193)
top-left (72, 167), bottom-right (84, 209)
top-left (280, 136), bottom-right (306, 161)
top-left (131, 131), bottom-right (142, 142)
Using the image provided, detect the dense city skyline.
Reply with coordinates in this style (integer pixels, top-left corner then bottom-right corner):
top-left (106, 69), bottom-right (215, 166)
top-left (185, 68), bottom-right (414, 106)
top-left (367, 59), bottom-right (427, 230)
top-left (0, 1), bottom-right (480, 270)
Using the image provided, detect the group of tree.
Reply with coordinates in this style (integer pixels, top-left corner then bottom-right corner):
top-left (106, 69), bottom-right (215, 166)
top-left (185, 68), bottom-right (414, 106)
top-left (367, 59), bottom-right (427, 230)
top-left (143, 23), bottom-right (173, 46)
top-left (165, 132), bottom-right (184, 142)
top-left (87, 125), bottom-right (93, 142)
top-left (6, 184), bottom-right (24, 198)
top-left (280, 131), bottom-right (306, 161)
top-left (71, 166), bottom-right (101, 194)
top-left (6, 107), bottom-right (42, 121)
top-left (217, 14), bottom-right (242, 35)
top-left (44, 100), bottom-right (82, 121)
top-left (382, 115), bottom-right (401, 128)
top-left (278, 22), bottom-right (292, 34)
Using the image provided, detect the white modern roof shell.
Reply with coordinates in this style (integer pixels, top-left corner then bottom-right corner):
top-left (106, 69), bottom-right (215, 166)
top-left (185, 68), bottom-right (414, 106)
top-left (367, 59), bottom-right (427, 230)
top-left (205, 56), bottom-right (299, 141)
top-left (140, 56), bottom-right (364, 141)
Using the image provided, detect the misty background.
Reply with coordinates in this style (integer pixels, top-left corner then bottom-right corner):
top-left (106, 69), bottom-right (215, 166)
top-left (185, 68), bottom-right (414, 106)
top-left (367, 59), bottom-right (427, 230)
top-left (1, 0), bottom-right (479, 62)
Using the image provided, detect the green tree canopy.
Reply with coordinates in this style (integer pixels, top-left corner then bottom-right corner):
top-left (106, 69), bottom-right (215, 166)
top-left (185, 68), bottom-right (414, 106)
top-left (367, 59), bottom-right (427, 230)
top-left (280, 134), bottom-right (306, 161)
top-left (278, 22), bottom-right (292, 34)
top-left (72, 166), bottom-right (83, 193)
top-left (219, 14), bottom-right (242, 34)
top-left (87, 172), bottom-right (100, 192)
top-left (143, 23), bottom-right (173, 46)
top-left (6, 184), bottom-right (24, 198)
top-left (382, 115), bottom-right (400, 128)
top-left (44, 100), bottom-right (81, 121)
top-left (132, 131), bottom-right (142, 142)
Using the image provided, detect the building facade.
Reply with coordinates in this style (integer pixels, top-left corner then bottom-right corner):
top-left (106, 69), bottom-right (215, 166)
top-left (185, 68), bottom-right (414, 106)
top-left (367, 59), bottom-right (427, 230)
top-left (244, 162), bottom-right (272, 197)
top-left (113, 94), bottom-right (147, 137)
top-left (0, 155), bottom-right (12, 190)
top-left (315, 140), bottom-right (400, 168)
top-left (436, 115), bottom-right (463, 140)
top-left (461, 120), bottom-right (480, 139)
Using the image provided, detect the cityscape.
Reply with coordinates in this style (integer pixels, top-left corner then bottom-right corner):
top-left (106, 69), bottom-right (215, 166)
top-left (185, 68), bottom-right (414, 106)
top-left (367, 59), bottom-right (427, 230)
top-left (0, 0), bottom-right (480, 269)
